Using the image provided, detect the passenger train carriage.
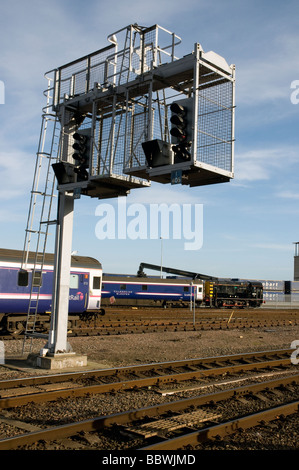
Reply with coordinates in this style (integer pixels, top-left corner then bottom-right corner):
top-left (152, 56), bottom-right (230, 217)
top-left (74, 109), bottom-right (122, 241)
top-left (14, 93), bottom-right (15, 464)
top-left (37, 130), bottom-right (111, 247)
top-left (101, 276), bottom-right (204, 307)
top-left (0, 248), bottom-right (104, 334)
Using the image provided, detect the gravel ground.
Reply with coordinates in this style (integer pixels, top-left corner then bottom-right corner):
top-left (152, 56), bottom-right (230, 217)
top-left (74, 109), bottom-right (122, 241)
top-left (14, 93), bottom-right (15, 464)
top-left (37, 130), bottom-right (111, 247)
top-left (69, 326), bottom-right (299, 367)
top-left (1, 324), bottom-right (298, 375)
top-left (198, 414), bottom-right (299, 450)
top-left (0, 324), bottom-right (298, 451)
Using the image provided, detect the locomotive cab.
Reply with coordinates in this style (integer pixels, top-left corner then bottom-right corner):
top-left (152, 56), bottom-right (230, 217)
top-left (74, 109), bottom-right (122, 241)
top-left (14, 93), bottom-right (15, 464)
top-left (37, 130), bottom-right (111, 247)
top-left (204, 280), bottom-right (263, 308)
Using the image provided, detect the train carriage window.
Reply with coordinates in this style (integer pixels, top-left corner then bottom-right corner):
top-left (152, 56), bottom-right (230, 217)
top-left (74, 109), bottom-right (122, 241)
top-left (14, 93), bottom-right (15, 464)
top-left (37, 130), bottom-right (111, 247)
top-left (120, 284), bottom-right (126, 290)
top-left (18, 269), bottom-right (29, 287)
top-left (183, 286), bottom-right (189, 292)
top-left (142, 285), bottom-right (148, 291)
top-left (93, 277), bottom-right (101, 290)
top-left (70, 274), bottom-right (79, 289)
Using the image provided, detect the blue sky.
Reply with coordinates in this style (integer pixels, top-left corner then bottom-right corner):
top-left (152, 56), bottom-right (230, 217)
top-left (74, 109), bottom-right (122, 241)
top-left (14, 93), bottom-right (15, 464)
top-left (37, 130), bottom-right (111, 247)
top-left (1, 0), bottom-right (299, 281)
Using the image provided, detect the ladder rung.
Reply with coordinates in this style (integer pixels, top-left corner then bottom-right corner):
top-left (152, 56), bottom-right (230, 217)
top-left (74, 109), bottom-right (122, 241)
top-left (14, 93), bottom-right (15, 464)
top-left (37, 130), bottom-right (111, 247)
top-left (37, 152), bottom-right (52, 157)
top-left (31, 191), bottom-right (55, 197)
top-left (25, 333), bottom-right (48, 339)
top-left (25, 229), bottom-right (47, 234)
top-left (40, 220), bottom-right (57, 225)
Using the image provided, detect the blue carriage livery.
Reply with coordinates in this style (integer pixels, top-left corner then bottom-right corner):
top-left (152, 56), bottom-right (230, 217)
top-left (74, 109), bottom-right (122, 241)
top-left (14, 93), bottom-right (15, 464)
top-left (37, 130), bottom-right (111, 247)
top-left (101, 275), bottom-right (204, 307)
top-left (0, 248), bottom-right (104, 334)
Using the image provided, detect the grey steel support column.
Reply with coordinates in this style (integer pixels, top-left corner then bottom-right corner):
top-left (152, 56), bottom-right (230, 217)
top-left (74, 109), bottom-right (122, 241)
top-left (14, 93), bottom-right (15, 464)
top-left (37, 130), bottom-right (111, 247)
top-left (46, 190), bottom-right (74, 354)
top-left (192, 43), bottom-right (201, 165)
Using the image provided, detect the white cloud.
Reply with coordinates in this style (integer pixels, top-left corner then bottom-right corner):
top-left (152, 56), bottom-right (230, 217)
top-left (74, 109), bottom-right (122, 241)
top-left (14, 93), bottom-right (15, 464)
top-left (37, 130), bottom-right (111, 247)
top-left (235, 146), bottom-right (299, 181)
top-left (276, 190), bottom-right (299, 199)
top-left (235, 157), bottom-right (270, 181)
top-left (107, 182), bottom-right (207, 206)
top-left (250, 243), bottom-right (292, 251)
top-left (236, 27), bottom-right (299, 107)
top-left (0, 149), bottom-right (34, 199)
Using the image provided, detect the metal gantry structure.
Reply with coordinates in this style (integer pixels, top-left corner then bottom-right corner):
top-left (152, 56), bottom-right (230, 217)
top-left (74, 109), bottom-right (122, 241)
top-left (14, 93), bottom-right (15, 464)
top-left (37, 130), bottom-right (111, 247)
top-left (21, 24), bottom-right (235, 357)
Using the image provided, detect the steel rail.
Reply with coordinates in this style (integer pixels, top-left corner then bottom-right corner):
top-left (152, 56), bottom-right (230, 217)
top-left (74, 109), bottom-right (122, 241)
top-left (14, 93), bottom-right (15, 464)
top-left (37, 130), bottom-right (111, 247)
top-left (0, 349), bottom-right (294, 409)
top-left (0, 373), bottom-right (298, 450)
top-left (0, 348), bottom-right (293, 389)
top-left (69, 315), bottom-right (299, 336)
top-left (2, 308), bottom-right (298, 339)
top-left (69, 318), bottom-right (297, 335)
top-left (141, 401), bottom-right (299, 450)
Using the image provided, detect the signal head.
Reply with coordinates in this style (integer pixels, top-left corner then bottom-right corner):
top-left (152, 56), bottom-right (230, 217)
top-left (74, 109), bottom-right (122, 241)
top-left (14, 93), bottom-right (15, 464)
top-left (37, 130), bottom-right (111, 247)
top-left (170, 102), bottom-right (185, 115)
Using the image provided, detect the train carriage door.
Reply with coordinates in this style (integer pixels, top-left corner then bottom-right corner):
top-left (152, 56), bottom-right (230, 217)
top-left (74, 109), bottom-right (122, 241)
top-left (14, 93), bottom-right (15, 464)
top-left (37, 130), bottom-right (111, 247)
top-left (87, 272), bottom-right (102, 310)
top-left (195, 283), bottom-right (204, 303)
top-left (69, 273), bottom-right (86, 313)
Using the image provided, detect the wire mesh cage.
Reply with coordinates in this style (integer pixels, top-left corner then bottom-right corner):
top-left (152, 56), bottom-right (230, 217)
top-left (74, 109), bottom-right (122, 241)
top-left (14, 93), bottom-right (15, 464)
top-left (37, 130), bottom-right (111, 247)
top-left (45, 24), bottom-right (235, 197)
top-left (197, 80), bottom-right (234, 173)
top-left (123, 47), bottom-right (235, 187)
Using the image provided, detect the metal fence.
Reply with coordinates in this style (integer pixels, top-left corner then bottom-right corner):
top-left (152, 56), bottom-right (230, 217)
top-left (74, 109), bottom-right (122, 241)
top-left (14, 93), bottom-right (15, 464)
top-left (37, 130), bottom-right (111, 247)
top-left (46, 24), bottom-right (182, 110)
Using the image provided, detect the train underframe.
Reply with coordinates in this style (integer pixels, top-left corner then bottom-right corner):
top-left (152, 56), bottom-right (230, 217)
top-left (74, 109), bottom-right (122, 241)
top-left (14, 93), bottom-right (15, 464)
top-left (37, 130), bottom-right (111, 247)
top-left (206, 297), bottom-right (262, 308)
top-left (101, 298), bottom-right (200, 309)
top-left (0, 296), bottom-right (261, 335)
top-left (0, 310), bottom-right (105, 335)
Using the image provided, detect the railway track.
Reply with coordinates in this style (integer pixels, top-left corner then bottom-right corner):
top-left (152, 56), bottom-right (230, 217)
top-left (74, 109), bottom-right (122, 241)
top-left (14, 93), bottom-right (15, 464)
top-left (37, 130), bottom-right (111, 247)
top-left (1, 308), bottom-right (299, 339)
top-left (0, 370), bottom-right (298, 450)
top-left (69, 314), bottom-right (298, 336)
top-left (0, 348), bottom-right (298, 450)
top-left (142, 390), bottom-right (299, 450)
top-left (0, 348), bottom-right (295, 408)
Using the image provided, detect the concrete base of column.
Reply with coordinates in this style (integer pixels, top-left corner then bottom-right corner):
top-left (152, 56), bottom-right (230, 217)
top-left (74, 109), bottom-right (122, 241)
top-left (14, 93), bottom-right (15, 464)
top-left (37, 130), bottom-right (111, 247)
top-left (27, 352), bottom-right (87, 370)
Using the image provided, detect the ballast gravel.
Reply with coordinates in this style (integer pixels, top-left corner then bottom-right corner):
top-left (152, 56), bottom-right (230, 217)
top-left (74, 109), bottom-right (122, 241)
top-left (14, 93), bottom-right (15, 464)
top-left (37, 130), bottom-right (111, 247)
top-left (0, 323), bottom-right (298, 450)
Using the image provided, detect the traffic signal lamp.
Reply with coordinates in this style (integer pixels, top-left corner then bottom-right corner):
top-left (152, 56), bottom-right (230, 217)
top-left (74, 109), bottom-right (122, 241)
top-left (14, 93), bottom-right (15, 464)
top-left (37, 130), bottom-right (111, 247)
top-left (170, 102), bottom-right (187, 140)
top-left (72, 129), bottom-right (91, 181)
top-left (170, 98), bottom-right (193, 163)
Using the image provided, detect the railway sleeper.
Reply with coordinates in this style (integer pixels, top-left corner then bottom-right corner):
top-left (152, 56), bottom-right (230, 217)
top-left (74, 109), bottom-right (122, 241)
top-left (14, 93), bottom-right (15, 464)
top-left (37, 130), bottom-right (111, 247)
top-left (0, 374), bottom-right (298, 450)
top-left (122, 410), bottom-right (222, 439)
